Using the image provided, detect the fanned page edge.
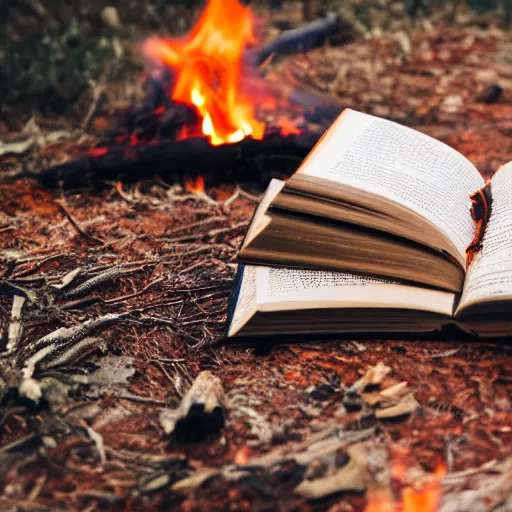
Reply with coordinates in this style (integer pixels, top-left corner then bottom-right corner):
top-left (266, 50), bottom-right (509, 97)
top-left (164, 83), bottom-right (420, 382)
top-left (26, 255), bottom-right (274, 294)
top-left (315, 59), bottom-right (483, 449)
top-left (290, 108), bottom-right (484, 265)
top-left (242, 179), bottom-right (285, 248)
top-left (255, 267), bottom-right (456, 317)
top-left (227, 265), bottom-right (457, 338)
top-left (456, 161), bottom-right (512, 316)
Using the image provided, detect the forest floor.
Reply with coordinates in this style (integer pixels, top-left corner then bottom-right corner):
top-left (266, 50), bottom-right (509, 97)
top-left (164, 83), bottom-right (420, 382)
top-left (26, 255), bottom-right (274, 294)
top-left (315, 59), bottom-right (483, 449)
top-left (1, 15), bottom-right (512, 512)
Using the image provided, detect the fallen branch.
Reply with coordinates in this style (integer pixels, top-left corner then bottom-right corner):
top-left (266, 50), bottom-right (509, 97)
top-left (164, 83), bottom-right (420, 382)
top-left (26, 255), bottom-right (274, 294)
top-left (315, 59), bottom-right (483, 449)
top-left (56, 265), bottom-right (145, 300)
top-left (254, 13), bottom-right (345, 65)
top-left (7, 295), bottom-right (26, 353)
top-left (61, 276), bottom-right (165, 310)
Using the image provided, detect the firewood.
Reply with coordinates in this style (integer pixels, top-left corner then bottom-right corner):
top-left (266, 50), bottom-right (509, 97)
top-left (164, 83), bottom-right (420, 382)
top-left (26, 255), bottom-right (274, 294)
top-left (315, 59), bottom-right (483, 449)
top-left (254, 12), bottom-right (342, 65)
top-left (38, 133), bottom-right (319, 189)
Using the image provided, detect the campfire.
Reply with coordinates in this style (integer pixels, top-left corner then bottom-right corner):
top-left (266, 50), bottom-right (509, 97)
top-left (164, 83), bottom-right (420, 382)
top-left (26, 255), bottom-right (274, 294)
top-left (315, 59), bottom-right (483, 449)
top-left (143, 0), bottom-right (265, 146)
top-left (39, 0), bottom-right (341, 190)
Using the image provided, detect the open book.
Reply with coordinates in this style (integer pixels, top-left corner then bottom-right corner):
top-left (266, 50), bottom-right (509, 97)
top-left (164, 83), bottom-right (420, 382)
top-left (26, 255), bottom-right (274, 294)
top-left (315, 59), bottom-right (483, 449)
top-left (226, 109), bottom-right (512, 339)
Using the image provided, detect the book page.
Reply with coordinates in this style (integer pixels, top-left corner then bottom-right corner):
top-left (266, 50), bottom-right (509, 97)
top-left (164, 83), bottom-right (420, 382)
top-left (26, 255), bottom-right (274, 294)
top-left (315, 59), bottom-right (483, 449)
top-left (298, 109), bottom-right (485, 260)
top-left (257, 267), bottom-right (455, 316)
top-left (457, 163), bottom-right (512, 312)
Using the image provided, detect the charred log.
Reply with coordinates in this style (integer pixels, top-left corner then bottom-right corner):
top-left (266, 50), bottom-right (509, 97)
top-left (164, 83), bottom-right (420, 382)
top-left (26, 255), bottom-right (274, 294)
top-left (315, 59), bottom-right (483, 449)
top-left (38, 133), bottom-right (320, 189)
top-left (254, 12), bottom-right (350, 65)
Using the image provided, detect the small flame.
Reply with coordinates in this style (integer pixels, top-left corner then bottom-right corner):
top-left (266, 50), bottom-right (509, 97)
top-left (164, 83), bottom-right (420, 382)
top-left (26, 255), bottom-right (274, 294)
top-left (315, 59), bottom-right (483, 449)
top-left (277, 117), bottom-right (303, 136)
top-left (185, 176), bottom-right (205, 194)
top-left (144, 0), bottom-right (265, 146)
top-left (365, 489), bottom-right (395, 512)
top-left (403, 465), bottom-right (445, 512)
top-left (365, 464), bottom-right (445, 512)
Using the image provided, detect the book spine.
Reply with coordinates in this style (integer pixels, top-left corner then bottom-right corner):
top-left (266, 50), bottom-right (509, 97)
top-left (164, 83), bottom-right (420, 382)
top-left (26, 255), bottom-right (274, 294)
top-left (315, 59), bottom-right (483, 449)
top-left (223, 264), bottom-right (245, 337)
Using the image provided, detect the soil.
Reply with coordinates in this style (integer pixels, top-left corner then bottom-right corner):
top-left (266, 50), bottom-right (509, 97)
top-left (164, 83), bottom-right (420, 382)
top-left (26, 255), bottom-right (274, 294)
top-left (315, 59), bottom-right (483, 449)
top-left (0, 13), bottom-right (511, 512)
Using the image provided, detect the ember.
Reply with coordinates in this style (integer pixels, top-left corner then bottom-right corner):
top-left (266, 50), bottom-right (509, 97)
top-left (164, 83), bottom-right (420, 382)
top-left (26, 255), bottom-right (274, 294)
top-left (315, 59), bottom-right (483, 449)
top-left (185, 175), bottom-right (206, 194)
top-left (402, 465), bottom-right (445, 512)
top-left (144, 0), bottom-right (265, 146)
top-left (365, 463), bottom-right (445, 512)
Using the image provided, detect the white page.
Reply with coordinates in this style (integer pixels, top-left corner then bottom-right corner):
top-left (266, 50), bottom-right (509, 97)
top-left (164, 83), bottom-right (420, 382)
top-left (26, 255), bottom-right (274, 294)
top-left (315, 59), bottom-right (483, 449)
top-left (457, 163), bottom-right (512, 311)
top-left (298, 109), bottom-right (485, 261)
top-left (257, 267), bottom-right (455, 316)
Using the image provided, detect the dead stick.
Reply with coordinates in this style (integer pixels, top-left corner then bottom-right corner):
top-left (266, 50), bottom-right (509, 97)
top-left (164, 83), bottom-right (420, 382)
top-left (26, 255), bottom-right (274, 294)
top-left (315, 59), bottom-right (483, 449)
top-left (165, 216), bottom-right (226, 236)
top-left (55, 201), bottom-right (105, 245)
top-left (150, 359), bottom-right (176, 388)
top-left (104, 277), bottom-right (165, 305)
top-left (12, 252), bottom-right (67, 278)
top-left (60, 277), bottom-right (165, 310)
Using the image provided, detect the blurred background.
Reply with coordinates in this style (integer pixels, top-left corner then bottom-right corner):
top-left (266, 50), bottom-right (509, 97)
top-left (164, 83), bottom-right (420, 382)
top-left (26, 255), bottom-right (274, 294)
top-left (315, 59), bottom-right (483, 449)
top-left (0, 0), bottom-right (511, 173)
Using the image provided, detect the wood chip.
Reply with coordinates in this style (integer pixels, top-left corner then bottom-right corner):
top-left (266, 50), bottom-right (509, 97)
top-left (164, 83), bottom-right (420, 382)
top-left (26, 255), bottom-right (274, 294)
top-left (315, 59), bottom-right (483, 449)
top-left (294, 443), bottom-right (373, 499)
top-left (159, 370), bottom-right (225, 440)
top-left (375, 392), bottom-right (419, 420)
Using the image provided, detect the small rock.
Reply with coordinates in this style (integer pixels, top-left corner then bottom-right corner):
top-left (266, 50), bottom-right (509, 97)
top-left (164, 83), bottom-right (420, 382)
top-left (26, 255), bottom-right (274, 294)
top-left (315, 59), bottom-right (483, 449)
top-left (392, 30), bottom-right (412, 55)
top-left (101, 7), bottom-right (122, 30)
top-left (475, 84), bottom-right (503, 104)
top-left (441, 95), bottom-right (463, 114)
top-left (159, 370), bottom-right (225, 441)
top-left (19, 378), bottom-right (42, 403)
top-left (42, 436), bottom-right (57, 450)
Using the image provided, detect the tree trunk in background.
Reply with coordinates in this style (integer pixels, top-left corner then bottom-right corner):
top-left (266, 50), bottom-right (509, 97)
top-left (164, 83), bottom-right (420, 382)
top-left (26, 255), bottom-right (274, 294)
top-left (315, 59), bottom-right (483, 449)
top-left (303, 0), bottom-right (317, 21)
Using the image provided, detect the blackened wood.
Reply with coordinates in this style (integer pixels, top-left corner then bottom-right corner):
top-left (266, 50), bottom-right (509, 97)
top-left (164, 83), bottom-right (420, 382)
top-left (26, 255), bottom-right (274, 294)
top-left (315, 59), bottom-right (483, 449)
top-left (254, 13), bottom-right (341, 65)
top-left (38, 133), bottom-right (320, 189)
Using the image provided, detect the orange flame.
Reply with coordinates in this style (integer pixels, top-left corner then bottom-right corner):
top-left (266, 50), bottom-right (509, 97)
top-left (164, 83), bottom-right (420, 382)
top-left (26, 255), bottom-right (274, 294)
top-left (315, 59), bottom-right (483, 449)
top-left (365, 464), bottom-right (445, 512)
top-left (144, 0), bottom-right (265, 146)
top-left (403, 465), bottom-right (445, 512)
top-left (185, 176), bottom-right (205, 194)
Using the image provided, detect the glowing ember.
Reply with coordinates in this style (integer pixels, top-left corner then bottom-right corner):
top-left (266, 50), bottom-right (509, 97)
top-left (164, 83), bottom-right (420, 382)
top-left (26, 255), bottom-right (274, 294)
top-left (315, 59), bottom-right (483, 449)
top-left (365, 489), bottom-right (395, 512)
top-left (277, 116), bottom-right (303, 136)
top-left (365, 464), bottom-right (445, 512)
top-left (185, 175), bottom-right (205, 195)
top-left (144, 0), bottom-right (265, 146)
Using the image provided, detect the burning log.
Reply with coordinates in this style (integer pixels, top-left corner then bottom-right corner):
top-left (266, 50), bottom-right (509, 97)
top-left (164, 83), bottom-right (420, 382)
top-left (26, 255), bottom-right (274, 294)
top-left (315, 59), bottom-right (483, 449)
top-left (34, 0), bottom-right (343, 192)
top-left (38, 133), bottom-right (319, 189)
